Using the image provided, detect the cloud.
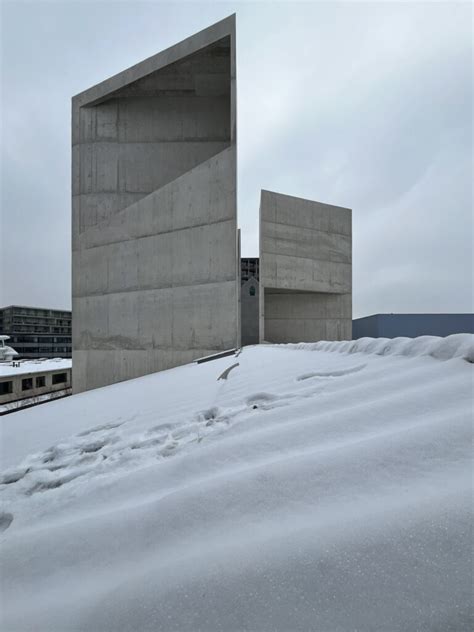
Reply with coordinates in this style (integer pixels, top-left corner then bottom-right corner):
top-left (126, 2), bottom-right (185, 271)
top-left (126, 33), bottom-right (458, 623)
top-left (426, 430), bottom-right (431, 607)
top-left (1, 1), bottom-right (472, 317)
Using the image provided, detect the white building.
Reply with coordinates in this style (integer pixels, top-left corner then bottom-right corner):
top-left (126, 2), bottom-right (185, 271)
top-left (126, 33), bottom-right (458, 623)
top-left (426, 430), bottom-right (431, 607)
top-left (0, 335), bottom-right (19, 362)
top-left (0, 358), bottom-right (72, 414)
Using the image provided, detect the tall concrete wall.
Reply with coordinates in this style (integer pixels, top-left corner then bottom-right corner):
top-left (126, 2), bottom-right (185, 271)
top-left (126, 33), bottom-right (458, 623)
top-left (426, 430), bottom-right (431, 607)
top-left (259, 190), bottom-right (352, 343)
top-left (72, 16), bottom-right (238, 393)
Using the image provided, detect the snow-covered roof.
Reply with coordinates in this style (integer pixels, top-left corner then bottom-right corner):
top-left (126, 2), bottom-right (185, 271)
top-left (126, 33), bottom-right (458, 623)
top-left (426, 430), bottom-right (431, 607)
top-left (1, 334), bottom-right (472, 630)
top-left (0, 358), bottom-right (71, 378)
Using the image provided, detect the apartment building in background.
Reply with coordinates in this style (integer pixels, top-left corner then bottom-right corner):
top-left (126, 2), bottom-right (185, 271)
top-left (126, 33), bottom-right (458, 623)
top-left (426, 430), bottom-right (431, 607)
top-left (0, 305), bottom-right (72, 358)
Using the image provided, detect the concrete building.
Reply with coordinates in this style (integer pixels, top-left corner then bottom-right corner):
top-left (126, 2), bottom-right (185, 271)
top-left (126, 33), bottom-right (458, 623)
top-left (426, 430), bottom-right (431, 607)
top-left (0, 305), bottom-right (71, 358)
top-left (0, 359), bottom-right (72, 414)
top-left (72, 17), bottom-right (353, 393)
top-left (259, 190), bottom-right (352, 343)
top-left (72, 15), bottom-right (238, 393)
top-left (353, 313), bottom-right (474, 339)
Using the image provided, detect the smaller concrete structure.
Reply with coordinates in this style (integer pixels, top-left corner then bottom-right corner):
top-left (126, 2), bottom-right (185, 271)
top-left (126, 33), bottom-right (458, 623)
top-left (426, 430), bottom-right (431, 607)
top-left (259, 190), bottom-right (352, 343)
top-left (353, 314), bottom-right (474, 339)
top-left (0, 359), bottom-right (72, 413)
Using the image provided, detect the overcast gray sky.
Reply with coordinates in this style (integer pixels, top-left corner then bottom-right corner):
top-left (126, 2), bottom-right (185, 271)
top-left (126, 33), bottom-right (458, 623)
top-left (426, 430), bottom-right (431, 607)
top-left (1, 0), bottom-right (472, 317)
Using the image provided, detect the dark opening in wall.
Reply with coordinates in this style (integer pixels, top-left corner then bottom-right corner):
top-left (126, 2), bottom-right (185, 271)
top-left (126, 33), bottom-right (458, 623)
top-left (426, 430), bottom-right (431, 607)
top-left (0, 381), bottom-right (13, 395)
top-left (52, 372), bottom-right (68, 385)
top-left (22, 378), bottom-right (33, 391)
top-left (35, 376), bottom-right (46, 388)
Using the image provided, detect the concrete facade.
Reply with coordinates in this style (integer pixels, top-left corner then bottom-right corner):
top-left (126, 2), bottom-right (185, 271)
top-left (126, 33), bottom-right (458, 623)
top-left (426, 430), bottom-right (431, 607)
top-left (259, 190), bottom-right (352, 343)
top-left (72, 16), bottom-right (238, 393)
top-left (353, 313), bottom-right (474, 339)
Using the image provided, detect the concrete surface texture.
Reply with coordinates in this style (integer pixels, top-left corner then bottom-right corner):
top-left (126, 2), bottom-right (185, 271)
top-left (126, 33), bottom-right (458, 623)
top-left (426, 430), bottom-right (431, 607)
top-left (353, 313), bottom-right (474, 339)
top-left (241, 276), bottom-right (259, 346)
top-left (259, 190), bottom-right (352, 343)
top-left (72, 15), bottom-right (238, 393)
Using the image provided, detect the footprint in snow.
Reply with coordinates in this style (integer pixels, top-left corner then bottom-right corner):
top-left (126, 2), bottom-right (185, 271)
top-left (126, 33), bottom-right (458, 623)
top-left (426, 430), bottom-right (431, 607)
top-left (0, 512), bottom-right (13, 532)
top-left (0, 405), bottom-right (238, 497)
top-left (246, 392), bottom-right (292, 411)
top-left (1, 368), bottom-right (346, 498)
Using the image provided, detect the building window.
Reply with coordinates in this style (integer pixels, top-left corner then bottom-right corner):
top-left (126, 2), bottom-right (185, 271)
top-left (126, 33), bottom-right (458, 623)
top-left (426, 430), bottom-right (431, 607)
top-left (52, 372), bottom-right (68, 385)
top-left (22, 378), bottom-right (33, 391)
top-left (35, 376), bottom-right (46, 388)
top-left (249, 285), bottom-right (256, 296)
top-left (0, 381), bottom-right (13, 395)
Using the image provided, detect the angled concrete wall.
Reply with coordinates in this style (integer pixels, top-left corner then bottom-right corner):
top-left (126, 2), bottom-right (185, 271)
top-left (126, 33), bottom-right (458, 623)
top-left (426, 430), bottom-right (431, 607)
top-left (259, 190), bottom-right (352, 343)
top-left (72, 16), bottom-right (238, 393)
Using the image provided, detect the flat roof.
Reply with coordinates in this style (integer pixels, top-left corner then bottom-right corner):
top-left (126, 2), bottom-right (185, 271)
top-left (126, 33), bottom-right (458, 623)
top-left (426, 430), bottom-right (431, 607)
top-left (354, 313), bottom-right (474, 319)
top-left (0, 359), bottom-right (72, 378)
top-left (0, 305), bottom-right (71, 313)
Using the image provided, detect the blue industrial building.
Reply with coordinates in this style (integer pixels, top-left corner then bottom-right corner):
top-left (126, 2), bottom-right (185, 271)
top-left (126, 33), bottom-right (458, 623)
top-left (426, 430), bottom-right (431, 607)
top-left (352, 314), bottom-right (474, 339)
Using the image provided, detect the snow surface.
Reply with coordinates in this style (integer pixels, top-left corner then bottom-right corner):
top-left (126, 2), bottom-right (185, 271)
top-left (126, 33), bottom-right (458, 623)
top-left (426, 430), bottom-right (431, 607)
top-left (0, 388), bottom-right (71, 415)
top-left (0, 358), bottom-right (71, 378)
top-left (1, 335), bottom-right (473, 631)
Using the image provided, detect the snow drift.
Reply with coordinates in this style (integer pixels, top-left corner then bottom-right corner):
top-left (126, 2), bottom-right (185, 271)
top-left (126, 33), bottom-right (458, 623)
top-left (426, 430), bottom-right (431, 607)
top-left (1, 336), bottom-right (473, 631)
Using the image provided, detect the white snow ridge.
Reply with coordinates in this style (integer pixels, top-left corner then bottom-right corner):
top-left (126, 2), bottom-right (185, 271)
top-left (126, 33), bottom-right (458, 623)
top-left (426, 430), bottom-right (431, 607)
top-left (1, 335), bottom-right (473, 631)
